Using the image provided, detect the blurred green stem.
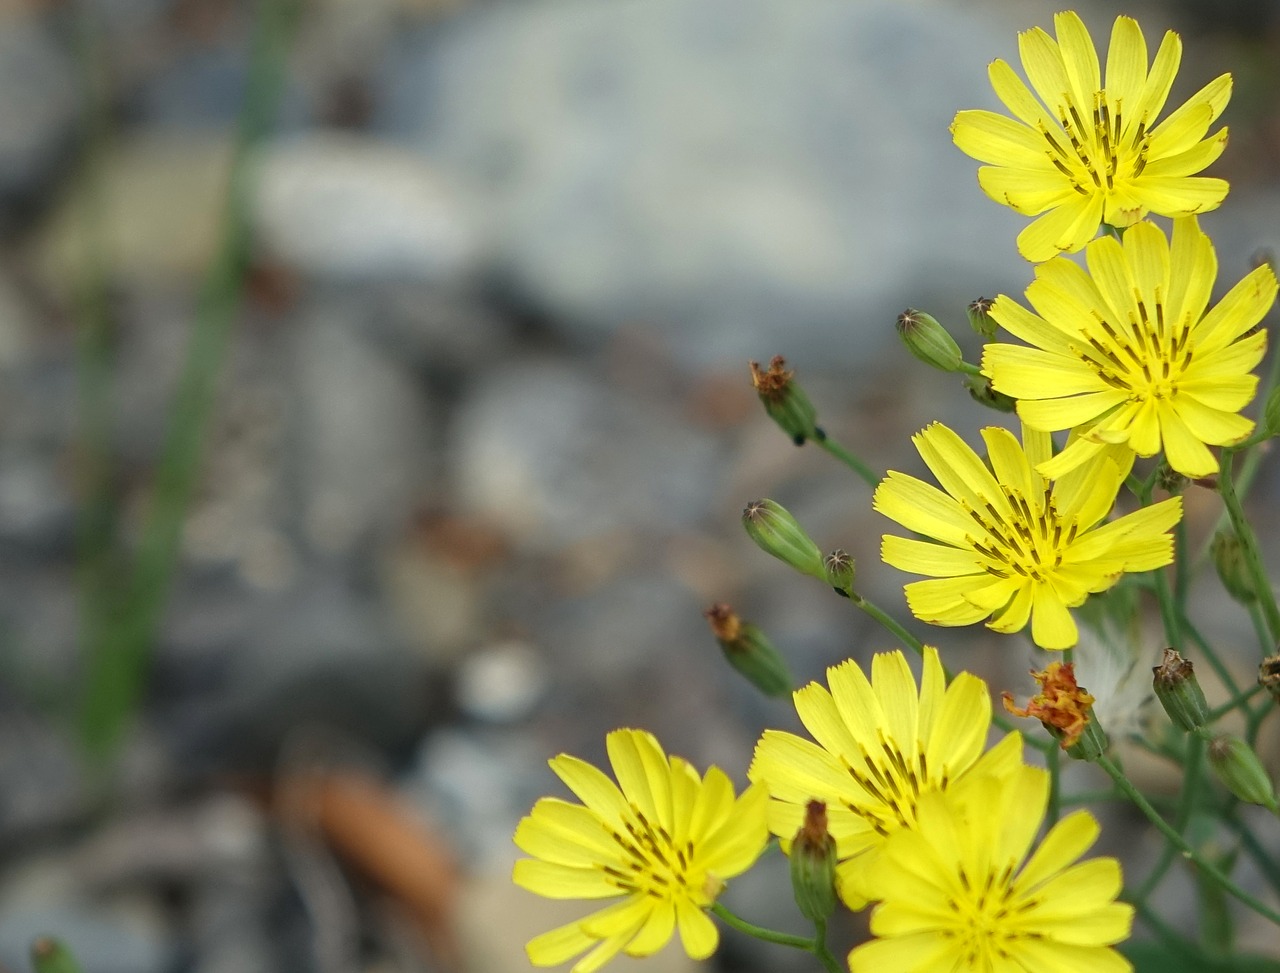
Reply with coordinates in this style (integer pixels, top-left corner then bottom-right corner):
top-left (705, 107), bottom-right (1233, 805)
top-left (815, 432), bottom-right (879, 489)
top-left (1219, 449), bottom-right (1280, 647)
top-left (78, 0), bottom-right (299, 761)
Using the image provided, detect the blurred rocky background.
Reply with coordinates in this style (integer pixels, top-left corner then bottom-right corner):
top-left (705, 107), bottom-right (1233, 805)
top-left (2, 0), bottom-right (1280, 970)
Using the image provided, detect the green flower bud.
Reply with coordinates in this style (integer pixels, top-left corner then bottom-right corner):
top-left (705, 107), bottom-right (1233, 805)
top-left (1260, 654), bottom-right (1280, 705)
top-left (1152, 648), bottom-right (1211, 732)
top-left (1065, 715), bottom-right (1109, 762)
top-left (967, 296), bottom-right (997, 339)
top-left (1261, 386), bottom-right (1280, 440)
top-left (790, 800), bottom-right (838, 922)
top-left (824, 549), bottom-right (855, 597)
top-left (1211, 529), bottom-right (1258, 605)
top-left (31, 939), bottom-right (84, 973)
top-left (896, 309), bottom-right (964, 373)
top-left (1207, 734), bottom-right (1279, 814)
top-left (749, 356), bottom-right (821, 445)
top-left (704, 603), bottom-right (793, 697)
top-left (742, 499), bottom-right (826, 581)
top-left (964, 374), bottom-right (1018, 413)
top-left (1155, 462), bottom-right (1187, 495)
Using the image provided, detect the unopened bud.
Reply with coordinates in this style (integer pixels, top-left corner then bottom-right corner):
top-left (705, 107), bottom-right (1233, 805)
top-left (1152, 648), bottom-right (1211, 732)
top-left (743, 499), bottom-right (826, 581)
top-left (1155, 463), bottom-right (1187, 495)
top-left (896, 309), bottom-right (964, 373)
top-left (964, 374), bottom-right (1018, 413)
top-left (1261, 654), bottom-right (1280, 705)
top-left (824, 549), bottom-right (855, 597)
top-left (749, 356), bottom-right (821, 445)
top-left (1208, 734), bottom-right (1279, 813)
top-left (1262, 387), bottom-right (1280, 440)
top-left (790, 800), bottom-right (838, 922)
top-left (967, 297), bottom-right (997, 339)
top-left (704, 603), bottom-right (793, 697)
top-left (1211, 529), bottom-right (1258, 605)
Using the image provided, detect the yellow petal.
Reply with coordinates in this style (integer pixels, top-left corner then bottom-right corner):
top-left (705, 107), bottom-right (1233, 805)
top-left (1017, 193), bottom-right (1104, 261)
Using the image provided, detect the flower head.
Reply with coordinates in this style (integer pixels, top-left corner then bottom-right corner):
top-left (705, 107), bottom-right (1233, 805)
top-left (513, 728), bottom-right (768, 973)
top-left (983, 217), bottom-right (1276, 478)
top-left (1003, 661), bottom-right (1096, 749)
top-left (748, 646), bottom-right (1025, 909)
top-left (874, 421), bottom-right (1181, 649)
top-left (848, 765), bottom-right (1134, 972)
top-left (952, 11), bottom-right (1231, 262)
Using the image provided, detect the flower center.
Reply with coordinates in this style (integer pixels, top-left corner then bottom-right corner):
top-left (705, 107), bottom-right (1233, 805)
top-left (1040, 91), bottom-right (1149, 196)
top-left (947, 864), bottom-right (1038, 966)
top-left (1075, 292), bottom-right (1193, 402)
top-left (602, 804), bottom-right (702, 903)
top-left (964, 484), bottom-right (1077, 583)
top-left (840, 735), bottom-right (929, 836)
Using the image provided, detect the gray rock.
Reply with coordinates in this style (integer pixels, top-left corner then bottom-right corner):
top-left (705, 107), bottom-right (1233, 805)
top-left (287, 304), bottom-right (437, 557)
top-left (450, 358), bottom-right (723, 547)
top-left (0, 18), bottom-right (78, 217)
top-left (252, 133), bottom-right (481, 282)
top-left (379, 0), bottom-right (1031, 365)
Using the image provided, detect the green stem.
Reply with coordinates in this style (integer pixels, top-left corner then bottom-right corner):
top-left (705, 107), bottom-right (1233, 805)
top-left (710, 904), bottom-right (841, 973)
top-left (1225, 809), bottom-right (1280, 898)
top-left (70, 0), bottom-right (122, 724)
top-left (1046, 743), bottom-right (1061, 827)
top-left (1133, 735), bottom-right (1204, 901)
top-left (1097, 754), bottom-right (1280, 926)
top-left (847, 592), bottom-right (1051, 753)
top-left (815, 433), bottom-right (879, 489)
top-left (811, 917), bottom-right (843, 973)
top-left (1220, 449), bottom-right (1280, 646)
top-left (1208, 682), bottom-right (1265, 724)
top-left (1248, 600), bottom-right (1275, 659)
top-left (77, 0), bottom-right (300, 762)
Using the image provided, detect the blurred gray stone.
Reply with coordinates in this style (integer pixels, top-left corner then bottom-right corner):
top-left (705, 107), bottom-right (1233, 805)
top-left (253, 133), bottom-right (481, 282)
top-left (0, 18), bottom-right (78, 216)
top-left (380, 0), bottom-right (1031, 365)
top-left (288, 305), bottom-right (436, 557)
top-left (451, 358), bottom-right (723, 547)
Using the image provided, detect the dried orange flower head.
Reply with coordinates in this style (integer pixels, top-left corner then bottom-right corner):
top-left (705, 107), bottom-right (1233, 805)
top-left (1003, 661), bottom-right (1096, 750)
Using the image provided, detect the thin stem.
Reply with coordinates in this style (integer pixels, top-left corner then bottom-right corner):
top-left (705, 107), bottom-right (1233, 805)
top-left (710, 904), bottom-right (841, 973)
top-left (1133, 734), bottom-right (1204, 902)
top-left (1179, 610), bottom-right (1243, 700)
top-left (814, 432), bottom-right (879, 489)
top-left (811, 918), bottom-right (842, 973)
top-left (1220, 449), bottom-right (1280, 646)
top-left (77, 0), bottom-right (300, 762)
top-left (1225, 810), bottom-right (1280, 898)
top-left (1249, 600), bottom-right (1275, 659)
top-left (1208, 682), bottom-right (1266, 723)
top-left (1097, 754), bottom-right (1280, 926)
top-left (847, 592), bottom-right (1051, 753)
top-left (1046, 744), bottom-right (1061, 827)
top-left (70, 0), bottom-right (122, 724)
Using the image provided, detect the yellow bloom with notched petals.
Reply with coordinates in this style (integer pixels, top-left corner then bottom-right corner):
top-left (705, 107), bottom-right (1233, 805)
top-left (748, 646), bottom-right (1025, 910)
top-left (848, 766), bottom-right (1133, 973)
top-left (983, 216), bottom-right (1276, 479)
top-left (952, 11), bottom-right (1230, 262)
top-left (513, 728), bottom-right (768, 973)
top-left (874, 422), bottom-right (1181, 650)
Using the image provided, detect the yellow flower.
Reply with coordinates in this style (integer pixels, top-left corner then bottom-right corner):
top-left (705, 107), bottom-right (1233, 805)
top-left (952, 11), bottom-right (1231, 262)
top-left (748, 646), bottom-right (1025, 909)
top-left (513, 728), bottom-right (768, 973)
top-left (874, 422), bottom-right (1181, 649)
top-left (983, 217), bottom-right (1277, 479)
top-left (848, 766), bottom-right (1134, 973)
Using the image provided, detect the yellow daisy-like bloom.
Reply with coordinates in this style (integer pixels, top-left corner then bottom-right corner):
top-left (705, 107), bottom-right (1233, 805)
top-left (952, 10), bottom-right (1231, 262)
top-left (748, 646), bottom-right (1025, 910)
top-left (983, 216), bottom-right (1277, 479)
top-left (513, 728), bottom-right (768, 973)
top-left (848, 765), bottom-right (1134, 973)
top-left (874, 421), bottom-right (1181, 650)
